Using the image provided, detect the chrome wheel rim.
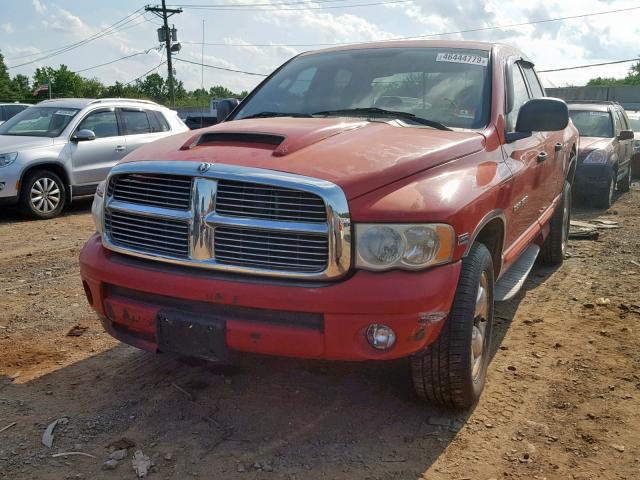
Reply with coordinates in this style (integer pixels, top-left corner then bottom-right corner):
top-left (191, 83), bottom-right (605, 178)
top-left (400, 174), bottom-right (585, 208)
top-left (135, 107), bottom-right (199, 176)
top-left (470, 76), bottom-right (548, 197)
top-left (30, 177), bottom-right (61, 213)
top-left (471, 272), bottom-right (489, 382)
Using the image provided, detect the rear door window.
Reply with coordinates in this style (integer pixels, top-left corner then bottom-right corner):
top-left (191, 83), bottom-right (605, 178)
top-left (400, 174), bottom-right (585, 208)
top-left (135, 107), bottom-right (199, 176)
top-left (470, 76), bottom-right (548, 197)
top-left (121, 109), bottom-right (151, 135)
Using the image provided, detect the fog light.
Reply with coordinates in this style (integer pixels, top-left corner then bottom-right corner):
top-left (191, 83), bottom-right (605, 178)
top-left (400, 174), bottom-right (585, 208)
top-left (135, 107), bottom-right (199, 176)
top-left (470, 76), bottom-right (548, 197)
top-left (366, 324), bottom-right (396, 350)
top-left (0, 182), bottom-right (5, 191)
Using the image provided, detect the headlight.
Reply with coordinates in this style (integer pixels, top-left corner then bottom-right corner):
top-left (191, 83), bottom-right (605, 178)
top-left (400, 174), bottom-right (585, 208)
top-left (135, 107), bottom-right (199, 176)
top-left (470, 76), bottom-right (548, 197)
top-left (634, 140), bottom-right (640, 152)
top-left (0, 152), bottom-right (17, 167)
top-left (91, 181), bottom-right (105, 234)
top-left (582, 149), bottom-right (608, 164)
top-left (355, 223), bottom-right (455, 271)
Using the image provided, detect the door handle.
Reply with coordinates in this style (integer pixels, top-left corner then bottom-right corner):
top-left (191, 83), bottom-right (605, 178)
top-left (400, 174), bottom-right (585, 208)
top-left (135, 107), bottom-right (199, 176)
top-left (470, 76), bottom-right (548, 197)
top-left (554, 143), bottom-right (563, 152)
top-left (537, 152), bottom-right (548, 163)
top-left (115, 145), bottom-right (125, 152)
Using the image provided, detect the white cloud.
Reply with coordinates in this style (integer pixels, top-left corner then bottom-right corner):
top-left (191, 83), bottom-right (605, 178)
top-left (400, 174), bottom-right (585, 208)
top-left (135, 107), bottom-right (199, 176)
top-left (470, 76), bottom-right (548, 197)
top-left (2, 23), bottom-right (14, 34)
top-left (32, 0), bottom-right (47, 15)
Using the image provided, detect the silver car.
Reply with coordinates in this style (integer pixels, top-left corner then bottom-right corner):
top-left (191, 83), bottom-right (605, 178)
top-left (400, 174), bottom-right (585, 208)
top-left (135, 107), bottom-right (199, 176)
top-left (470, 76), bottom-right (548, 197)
top-left (0, 98), bottom-right (188, 219)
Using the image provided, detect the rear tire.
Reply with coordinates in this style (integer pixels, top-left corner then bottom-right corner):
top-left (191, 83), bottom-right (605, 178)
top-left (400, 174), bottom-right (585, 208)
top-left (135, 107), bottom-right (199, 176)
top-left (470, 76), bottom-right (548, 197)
top-left (19, 170), bottom-right (67, 219)
top-left (411, 242), bottom-right (494, 409)
top-left (540, 180), bottom-right (570, 265)
top-left (617, 165), bottom-right (631, 193)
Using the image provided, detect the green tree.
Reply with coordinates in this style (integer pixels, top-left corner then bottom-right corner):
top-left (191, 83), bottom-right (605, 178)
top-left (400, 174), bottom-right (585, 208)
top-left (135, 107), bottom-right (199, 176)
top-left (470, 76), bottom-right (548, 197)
top-left (587, 61), bottom-right (640, 86)
top-left (33, 65), bottom-right (85, 98)
top-left (137, 73), bottom-right (166, 102)
top-left (11, 74), bottom-right (31, 98)
top-left (0, 52), bottom-right (17, 100)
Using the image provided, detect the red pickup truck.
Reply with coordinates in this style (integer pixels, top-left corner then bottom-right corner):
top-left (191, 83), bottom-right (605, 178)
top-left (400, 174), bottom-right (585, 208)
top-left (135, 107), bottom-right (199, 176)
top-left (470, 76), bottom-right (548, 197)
top-left (80, 40), bottom-right (578, 408)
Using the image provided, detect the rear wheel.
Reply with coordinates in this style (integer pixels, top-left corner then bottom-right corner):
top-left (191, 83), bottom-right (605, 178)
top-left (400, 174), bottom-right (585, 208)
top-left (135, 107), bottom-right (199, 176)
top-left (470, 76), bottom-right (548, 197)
top-left (617, 165), bottom-right (631, 193)
top-left (411, 242), bottom-right (494, 409)
top-left (19, 170), bottom-right (67, 219)
top-left (540, 180), bottom-right (570, 265)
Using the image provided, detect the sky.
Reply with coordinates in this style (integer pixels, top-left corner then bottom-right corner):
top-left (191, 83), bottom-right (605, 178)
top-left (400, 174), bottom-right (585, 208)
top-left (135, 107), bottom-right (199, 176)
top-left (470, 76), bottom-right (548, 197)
top-left (0, 0), bottom-right (639, 95)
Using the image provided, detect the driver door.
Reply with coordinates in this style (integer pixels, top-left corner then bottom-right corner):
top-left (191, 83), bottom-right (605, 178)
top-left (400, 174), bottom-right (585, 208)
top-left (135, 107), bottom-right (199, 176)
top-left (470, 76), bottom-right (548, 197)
top-left (70, 108), bottom-right (127, 185)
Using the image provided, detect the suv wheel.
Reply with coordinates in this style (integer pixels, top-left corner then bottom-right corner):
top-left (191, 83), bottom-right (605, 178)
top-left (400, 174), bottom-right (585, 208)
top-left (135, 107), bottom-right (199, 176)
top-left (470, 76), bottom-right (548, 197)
top-left (617, 165), bottom-right (632, 193)
top-left (20, 170), bottom-right (67, 219)
top-left (594, 171), bottom-right (615, 209)
top-left (411, 242), bottom-right (494, 409)
top-left (540, 180), bottom-right (571, 265)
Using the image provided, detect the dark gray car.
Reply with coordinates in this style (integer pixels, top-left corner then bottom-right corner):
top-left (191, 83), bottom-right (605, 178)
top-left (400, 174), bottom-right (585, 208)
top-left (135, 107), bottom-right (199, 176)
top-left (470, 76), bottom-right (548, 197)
top-left (568, 101), bottom-right (634, 208)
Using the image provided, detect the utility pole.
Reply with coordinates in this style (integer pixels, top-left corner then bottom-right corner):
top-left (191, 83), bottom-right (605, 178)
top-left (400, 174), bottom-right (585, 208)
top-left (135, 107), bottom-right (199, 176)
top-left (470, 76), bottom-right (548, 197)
top-left (145, 2), bottom-right (182, 106)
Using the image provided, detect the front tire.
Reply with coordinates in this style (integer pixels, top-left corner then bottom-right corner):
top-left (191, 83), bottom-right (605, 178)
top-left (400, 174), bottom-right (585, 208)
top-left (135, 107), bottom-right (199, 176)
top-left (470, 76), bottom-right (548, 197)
top-left (540, 180), bottom-right (570, 265)
top-left (617, 165), bottom-right (631, 193)
top-left (594, 171), bottom-right (614, 209)
top-left (411, 242), bottom-right (494, 409)
top-left (19, 170), bottom-right (67, 219)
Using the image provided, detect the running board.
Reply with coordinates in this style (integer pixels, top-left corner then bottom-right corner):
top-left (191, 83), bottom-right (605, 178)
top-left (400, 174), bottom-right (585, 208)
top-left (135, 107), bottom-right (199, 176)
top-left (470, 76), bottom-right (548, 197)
top-left (494, 244), bottom-right (540, 302)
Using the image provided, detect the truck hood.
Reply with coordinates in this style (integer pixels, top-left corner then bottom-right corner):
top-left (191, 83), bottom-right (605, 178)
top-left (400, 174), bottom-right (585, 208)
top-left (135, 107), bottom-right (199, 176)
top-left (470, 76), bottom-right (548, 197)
top-left (121, 117), bottom-right (485, 199)
top-left (0, 135), bottom-right (54, 153)
top-left (579, 136), bottom-right (613, 154)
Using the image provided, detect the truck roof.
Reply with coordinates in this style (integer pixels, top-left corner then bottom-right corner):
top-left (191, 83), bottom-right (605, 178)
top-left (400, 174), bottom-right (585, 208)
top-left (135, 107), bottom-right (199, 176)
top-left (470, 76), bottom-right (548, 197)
top-left (302, 39), bottom-right (529, 63)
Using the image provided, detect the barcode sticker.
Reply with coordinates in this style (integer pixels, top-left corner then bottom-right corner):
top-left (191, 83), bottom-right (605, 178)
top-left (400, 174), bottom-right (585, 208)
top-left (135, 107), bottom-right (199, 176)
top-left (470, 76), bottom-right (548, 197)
top-left (436, 52), bottom-right (488, 67)
top-left (55, 110), bottom-right (76, 116)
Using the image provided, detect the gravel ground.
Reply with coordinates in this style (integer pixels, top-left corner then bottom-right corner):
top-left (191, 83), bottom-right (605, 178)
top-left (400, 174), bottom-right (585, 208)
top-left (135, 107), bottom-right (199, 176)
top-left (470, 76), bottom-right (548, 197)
top-left (1, 185), bottom-right (639, 480)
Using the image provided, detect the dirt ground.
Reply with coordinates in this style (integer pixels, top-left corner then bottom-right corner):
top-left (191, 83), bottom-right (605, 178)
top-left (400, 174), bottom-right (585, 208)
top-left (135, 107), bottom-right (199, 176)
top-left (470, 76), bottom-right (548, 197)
top-left (1, 185), bottom-right (639, 480)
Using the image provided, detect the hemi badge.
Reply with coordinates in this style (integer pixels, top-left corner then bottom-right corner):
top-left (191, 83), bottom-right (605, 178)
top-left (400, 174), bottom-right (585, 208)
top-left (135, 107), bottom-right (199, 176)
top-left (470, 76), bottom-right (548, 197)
top-left (457, 233), bottom-right (470, 245)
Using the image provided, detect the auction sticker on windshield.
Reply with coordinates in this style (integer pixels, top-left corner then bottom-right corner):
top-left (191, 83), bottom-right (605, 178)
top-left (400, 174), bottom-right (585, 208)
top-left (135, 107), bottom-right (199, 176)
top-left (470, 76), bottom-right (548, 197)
top-left (55, 110), bottom-right (77, 116)
top-left (436, 52), bottom-right (488, 67)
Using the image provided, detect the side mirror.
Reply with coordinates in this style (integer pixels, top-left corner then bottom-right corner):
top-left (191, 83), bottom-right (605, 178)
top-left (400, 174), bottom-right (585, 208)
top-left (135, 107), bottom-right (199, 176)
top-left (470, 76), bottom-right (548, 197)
top-left (216, 98), bottom-right (240, 123)
top-left (618, 130), bottom-right (634, 141)
top-left (515, 97), bottom-right (569, 133)
top-left (72, 129), bottom-right (96, 142)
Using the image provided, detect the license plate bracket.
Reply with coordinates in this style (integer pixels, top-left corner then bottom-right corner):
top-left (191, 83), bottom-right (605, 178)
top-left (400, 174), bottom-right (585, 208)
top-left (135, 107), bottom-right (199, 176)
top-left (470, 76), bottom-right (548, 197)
top-left (157, 309), bottom-right (229, 363)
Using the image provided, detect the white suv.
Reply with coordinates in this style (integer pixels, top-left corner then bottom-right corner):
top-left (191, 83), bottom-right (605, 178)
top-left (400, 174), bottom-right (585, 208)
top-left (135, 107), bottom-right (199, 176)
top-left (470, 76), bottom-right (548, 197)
top-left (0, 98), bottom-right (188, 219)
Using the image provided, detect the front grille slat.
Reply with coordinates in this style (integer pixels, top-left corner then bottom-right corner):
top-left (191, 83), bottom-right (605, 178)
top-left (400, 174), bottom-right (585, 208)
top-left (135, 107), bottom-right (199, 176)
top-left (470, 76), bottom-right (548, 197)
top-left (214, 226), bottom-right (328, 272)
top-left (106, 210), bottom-right (189, 258)
top-left (215, 179), bottom-right (327, 223)
top-left (110, 173), bottom-right (193, 211)
top-left (105, 172), bottom-right (335, 276)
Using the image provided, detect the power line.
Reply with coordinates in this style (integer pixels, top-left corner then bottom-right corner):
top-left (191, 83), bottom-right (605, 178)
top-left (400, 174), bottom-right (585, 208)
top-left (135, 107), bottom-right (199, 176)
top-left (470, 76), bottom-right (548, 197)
top-left (169, 0), bottom-right (389, 7)
top-left (182, 4), bottom-right (640, 47)
top-left (73, 47), bottom-right (160, 74)
top-left (124, 60), bottom-right (168, 85)
top-left (6, 9), bottom-right (146, 68)
top-left (171, 0), bottom-right (415, 10)
top-left (173, 57), bottom-right (267, 76)
top-left (538, 58), bottom-right (640, 73)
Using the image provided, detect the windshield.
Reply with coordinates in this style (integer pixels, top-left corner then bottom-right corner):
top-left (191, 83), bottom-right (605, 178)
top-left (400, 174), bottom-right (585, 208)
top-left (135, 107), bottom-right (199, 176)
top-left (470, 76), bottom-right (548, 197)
top-left (569, 110), bottom-right (613, 138)
top-left (0, 106), bottom-right (80, 137)
top-left (233, 47), bottom-right (492, 129)
top-left (627, 116), bottom-right (640, 132)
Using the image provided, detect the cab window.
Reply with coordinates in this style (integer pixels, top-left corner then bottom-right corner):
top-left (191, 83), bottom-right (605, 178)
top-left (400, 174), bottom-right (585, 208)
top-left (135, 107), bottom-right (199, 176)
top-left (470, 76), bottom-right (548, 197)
top-left (507, 64), bottom-right (530, 131)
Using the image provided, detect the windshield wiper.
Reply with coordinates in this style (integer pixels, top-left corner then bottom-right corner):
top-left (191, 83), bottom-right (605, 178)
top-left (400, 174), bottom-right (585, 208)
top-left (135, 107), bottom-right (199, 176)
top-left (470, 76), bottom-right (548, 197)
top-left (241, 111), bottom-right (313, 120)
top-left (313, 107), bottom-right (451, 131)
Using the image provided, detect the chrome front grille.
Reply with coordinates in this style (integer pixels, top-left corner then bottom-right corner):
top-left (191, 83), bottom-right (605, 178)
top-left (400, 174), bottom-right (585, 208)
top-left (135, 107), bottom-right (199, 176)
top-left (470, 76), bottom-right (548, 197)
top-left (215, 180), bottom-right (327, 223)
top-left (214, 226), bottom-right (328, 272)
top-left (109, 173), bottom-right (192, 210)
top-left (102, 162), bottom-right (351, 280)
top-left (105, 210), bottom-right (190, 258)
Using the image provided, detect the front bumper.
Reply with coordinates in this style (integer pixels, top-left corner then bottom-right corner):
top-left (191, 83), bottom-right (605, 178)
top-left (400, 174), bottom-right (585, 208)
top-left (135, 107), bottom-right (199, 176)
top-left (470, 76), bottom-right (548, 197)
top-left (574, 163), bottom-right (614, 192)
top-left (79, 234), bottom-right (461, 361)
top-left (0, 162), bottom-right (21, 199)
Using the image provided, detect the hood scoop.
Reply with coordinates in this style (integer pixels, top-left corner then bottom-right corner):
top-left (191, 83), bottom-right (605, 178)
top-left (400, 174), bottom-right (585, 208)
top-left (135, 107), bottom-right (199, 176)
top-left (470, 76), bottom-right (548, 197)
top-left (182, 132), bottom-right (286, 151)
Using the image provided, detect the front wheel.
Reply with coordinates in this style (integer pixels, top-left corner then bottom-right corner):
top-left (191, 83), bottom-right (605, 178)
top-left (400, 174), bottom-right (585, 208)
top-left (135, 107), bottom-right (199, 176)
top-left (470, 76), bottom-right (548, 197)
top-left (411, 242), bottom-right (494, 409)
top-left (540, 180), bottom-right (571, 265)
top-left (617, 165), bottom-right (631, 193)
top-left (19, 170), bottom-right (67, 219)
top-left (594, 171), bottom-right (614, 209)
